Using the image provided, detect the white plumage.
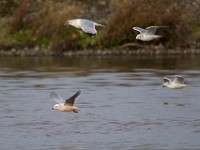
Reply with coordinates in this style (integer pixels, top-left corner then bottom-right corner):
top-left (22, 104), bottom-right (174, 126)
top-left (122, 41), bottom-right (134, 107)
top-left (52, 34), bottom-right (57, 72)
top-left (162, 75), bottom-right (187, 89)
top-left (64, 19), bottom-right (105, 36)
top-left (133, 26), bottom-right (168, 41)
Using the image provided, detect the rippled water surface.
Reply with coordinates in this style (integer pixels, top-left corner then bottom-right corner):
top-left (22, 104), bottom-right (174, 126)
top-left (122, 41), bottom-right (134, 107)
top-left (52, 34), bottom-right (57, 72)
top-left (0, 55), bottom-right (200, 150)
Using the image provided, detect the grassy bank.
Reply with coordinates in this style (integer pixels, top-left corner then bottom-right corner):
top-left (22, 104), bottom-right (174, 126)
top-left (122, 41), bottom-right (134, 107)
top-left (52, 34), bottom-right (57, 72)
top-left (1, 0), bottom-right (200, 55)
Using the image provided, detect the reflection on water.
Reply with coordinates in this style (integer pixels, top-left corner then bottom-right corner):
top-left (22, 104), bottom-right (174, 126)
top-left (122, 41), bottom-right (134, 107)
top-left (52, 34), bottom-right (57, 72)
top-left (0, 55), bottom-right (200, 150)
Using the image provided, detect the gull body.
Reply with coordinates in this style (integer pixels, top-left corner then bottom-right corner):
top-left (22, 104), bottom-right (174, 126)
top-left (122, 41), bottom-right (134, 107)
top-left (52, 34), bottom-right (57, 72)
top-left (162, 75), bottom-right (187, 89)
top-left (64, 19), bottom-right (104, 36)
top-left (51, 90), bottom-right (81, 113)
top-left (133, 26), bottom-right (167, 41)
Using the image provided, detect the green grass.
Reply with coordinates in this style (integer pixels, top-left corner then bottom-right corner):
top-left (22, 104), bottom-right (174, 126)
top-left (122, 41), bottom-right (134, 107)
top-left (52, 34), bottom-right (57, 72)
top-left (8, 29), bottom-right (29, 45)
top-left (75, 33), bottom-right (96, 47)
top-left (36, 36), bottom-right (52, 47)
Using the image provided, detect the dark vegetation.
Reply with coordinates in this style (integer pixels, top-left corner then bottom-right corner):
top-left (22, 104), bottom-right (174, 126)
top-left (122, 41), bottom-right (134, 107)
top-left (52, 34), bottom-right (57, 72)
top-left (0, 0), bottom-right (200, 54)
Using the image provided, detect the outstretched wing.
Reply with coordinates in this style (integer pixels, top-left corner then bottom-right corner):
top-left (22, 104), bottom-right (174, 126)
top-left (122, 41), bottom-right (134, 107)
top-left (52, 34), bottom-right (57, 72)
top-left (163, 77), bottom-right (171, 84)
top-left (65, 90), bottom-right (81, 106)
top-left (50, 92), bottom-right (65, 104)
top-left (146, 26), bottom-right (168, 35)
top-left (145, 26), bottom-right (159, 35)
top-left (133, 27), bottom-right (146, 34)
top-left (173, 75), bottom-right (184, 84)
top-left (81, 26), bottom-right (97, 35)
top-left (81, 20), bottom-right (97, 35)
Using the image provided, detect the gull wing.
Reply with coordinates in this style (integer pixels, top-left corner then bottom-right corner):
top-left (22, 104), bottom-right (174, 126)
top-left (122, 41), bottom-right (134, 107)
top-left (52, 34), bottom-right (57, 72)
top-left (81, 26), bottom-right (97, 35)
top-left (65, 90), bottom-right (81, 106)
top-left (50, 92), bottom-right (65, 104)
top-left (145, 26), bottom-right (159, 35)
top-left (173, 75), bottom-right (184, 84)
top-left (146, 26), bottom-right (168, 35)
top-left (80, 20), bottom-right (97, 35)
top-left (163, 77), bottom-right (171, 84)
top-left (81, 19), bottom-right (105, 27)
top-left (133, 27), bottom-right (146, 34)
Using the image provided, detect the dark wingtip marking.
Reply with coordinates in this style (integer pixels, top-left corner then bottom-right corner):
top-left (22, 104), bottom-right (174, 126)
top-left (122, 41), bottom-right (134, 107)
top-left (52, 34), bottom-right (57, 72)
top-left (85, 32), bottom-right (96, 36)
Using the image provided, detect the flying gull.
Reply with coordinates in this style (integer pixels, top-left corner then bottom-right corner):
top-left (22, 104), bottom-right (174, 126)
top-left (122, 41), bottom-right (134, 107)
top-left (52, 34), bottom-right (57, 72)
top-left (162, 75), bottom-right (187, 89)
top-left (51, 90), bottom-right (81, 113)
top-left (64, 19), bottom-right (105, 36)
top-left (133, 26), bottom-right (168, 41)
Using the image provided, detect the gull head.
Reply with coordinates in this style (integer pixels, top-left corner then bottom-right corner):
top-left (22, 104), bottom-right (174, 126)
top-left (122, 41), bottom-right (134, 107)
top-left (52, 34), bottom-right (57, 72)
top-left (162, 83), bottom-right (166, 87)
top-left (66, 20), bottom-right (72, 25)
top-left (65, 20), bottom-right (76, 26)
top-left (52, 104), bottom-right (59, 110)
top-left (136, 34), bottom-right (142, 40)
top-left (63, 19), bottom-right (81, 29)
top-left (162, 82), bottom-right (169, 88)
top-left (73, 107), bottom-right (79, 113)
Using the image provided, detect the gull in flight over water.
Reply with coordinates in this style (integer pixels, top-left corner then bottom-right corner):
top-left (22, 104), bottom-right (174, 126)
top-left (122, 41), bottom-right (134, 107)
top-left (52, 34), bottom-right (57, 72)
top-left (133, 26), bottom-right (168, 41)
top-left (162, 75), bottom-right (188, 89)
top-left (51, 90), bottom-right (81, 113)
top-left (63, 19), bottom-right (105, 36)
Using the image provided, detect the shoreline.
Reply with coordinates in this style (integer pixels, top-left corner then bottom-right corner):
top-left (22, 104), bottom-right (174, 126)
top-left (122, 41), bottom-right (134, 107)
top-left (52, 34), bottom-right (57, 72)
top-left (0, 47), bottom-right (200, 57)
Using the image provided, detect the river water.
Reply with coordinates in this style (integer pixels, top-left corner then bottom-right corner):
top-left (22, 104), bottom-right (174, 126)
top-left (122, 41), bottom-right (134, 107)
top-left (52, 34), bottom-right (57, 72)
top-left (0, 55), bottom-right (200, 150)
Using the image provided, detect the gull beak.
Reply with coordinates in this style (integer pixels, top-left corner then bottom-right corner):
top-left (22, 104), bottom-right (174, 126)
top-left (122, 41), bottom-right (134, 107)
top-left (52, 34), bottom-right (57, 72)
top-left (52, 107), bottom-right (54, 110)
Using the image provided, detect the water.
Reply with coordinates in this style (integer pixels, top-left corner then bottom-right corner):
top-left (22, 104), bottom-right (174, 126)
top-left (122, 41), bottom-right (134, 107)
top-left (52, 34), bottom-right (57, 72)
top-left (0, 55), bottom-right (200, 150)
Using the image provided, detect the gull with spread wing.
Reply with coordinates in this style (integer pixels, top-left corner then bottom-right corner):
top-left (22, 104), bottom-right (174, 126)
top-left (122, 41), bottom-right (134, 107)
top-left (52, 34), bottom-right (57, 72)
top-left (133, 26), bottom-right (168, 41)
top-left (51, 90), bottom-right (81, 113)
top-left (162, 75), bottom-right (187, 89)
top-left (63, 19), bottom-right (105, 36)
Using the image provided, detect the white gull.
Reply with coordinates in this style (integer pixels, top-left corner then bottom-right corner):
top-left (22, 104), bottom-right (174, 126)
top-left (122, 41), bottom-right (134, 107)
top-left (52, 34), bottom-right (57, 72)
top-left (64, 19), bottom-right (104, 36)
top-left (133, 26), bottom-right (168, 41)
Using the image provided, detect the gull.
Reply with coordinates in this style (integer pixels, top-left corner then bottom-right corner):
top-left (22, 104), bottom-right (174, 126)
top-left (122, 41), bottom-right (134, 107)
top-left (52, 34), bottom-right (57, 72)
top-left (51, 90), bottom-right (81, 113)
top-left (133, 26), bottom-right (168, 41)
top-left (63, 19), bottom-right (105, 36)
top-left (162, 75), bottom-right (187, 89)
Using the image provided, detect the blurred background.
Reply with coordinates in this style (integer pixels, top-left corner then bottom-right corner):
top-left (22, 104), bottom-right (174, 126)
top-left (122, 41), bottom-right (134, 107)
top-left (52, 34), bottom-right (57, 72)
top-left (0, 0), bottom-right (200, 55)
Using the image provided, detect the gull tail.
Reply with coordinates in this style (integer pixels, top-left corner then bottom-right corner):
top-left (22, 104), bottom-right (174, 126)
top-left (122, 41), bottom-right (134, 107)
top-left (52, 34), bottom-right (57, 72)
top-left (154, 35), bottom-right (163, 39)
top-left (95, 23), bottom-right (105, 27)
